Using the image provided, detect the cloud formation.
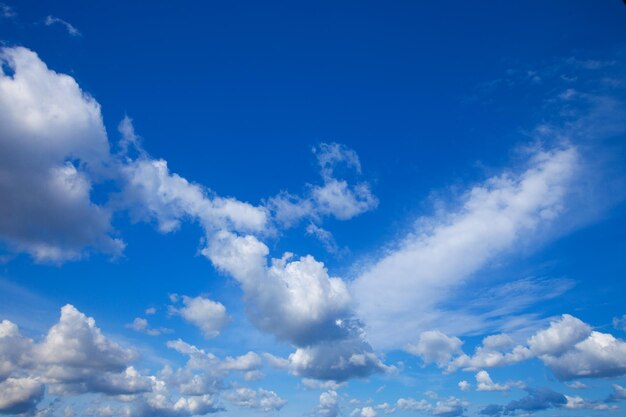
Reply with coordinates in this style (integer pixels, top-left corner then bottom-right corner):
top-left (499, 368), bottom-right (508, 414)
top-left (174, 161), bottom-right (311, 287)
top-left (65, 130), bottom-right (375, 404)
top-left (0, 47), bottom-right (123, 262)
top-left (412, 314), bottom-right (626, 382)
top-left (0, 305), bottom-right (285, 416)
top-left (44, 16), bottom-right (81, 37)
top-left (352, 146), bottom-right (580, 349)
top-left (170, 296), bottom-right (229, 339)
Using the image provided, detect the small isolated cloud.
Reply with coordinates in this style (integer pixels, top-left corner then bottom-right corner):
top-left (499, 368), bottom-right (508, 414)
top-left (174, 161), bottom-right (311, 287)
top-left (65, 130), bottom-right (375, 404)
top-left (396, 396), bottom-right (466, 417)
top-left (44, 16), bottom-right (81, 37)
top-left (0, 3), bottom-right (16, 18)
top-left (306, 223), bottom-right (340, 254)
top-left (565, 381), bottom-right (588, 389)
top-left (302, 379), bottom-right (346, 391)
top-left (268, 142), bottom-right (378, 227)
top-left (170, 295), bottom-right (229, 339)
top-left (458, 380), bottom-right (470, 392)
top-left (613, 314), bottom-right (626, 331)
top-left (125, 317), bottom-right (172, 336)
top-left (475, 370), bottom-right (524, 392)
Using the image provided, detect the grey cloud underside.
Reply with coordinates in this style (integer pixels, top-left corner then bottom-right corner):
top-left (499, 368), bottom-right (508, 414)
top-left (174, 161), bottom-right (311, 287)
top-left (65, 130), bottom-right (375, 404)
top-left (0, 47), bottom-right (122, 262)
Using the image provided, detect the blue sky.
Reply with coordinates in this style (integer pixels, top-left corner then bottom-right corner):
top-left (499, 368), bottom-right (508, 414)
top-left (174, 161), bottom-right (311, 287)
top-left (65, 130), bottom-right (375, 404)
top-left (1, 1), bottom-right (626, 416)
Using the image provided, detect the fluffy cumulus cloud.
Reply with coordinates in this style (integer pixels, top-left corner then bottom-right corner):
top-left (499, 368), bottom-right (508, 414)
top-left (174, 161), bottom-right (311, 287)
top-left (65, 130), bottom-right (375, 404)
top-left (0, 377), bottom-right (45, 415)
top-left (352, 146), bottom-right (579, 349)
top-left (0, 47), bottom-right (123, 262)
top-left (204, 230), bottom-right (392, 381)
top-left (418, 314), bottom-right (626, 382)
top-left (474, 370), bottom-right (523, 392)
top-left (316, 390), bottom-right (340, 417)
top-left (0, 305), bottom-right (286, 416)
top-left (205, 232), bottom-right (352, 345)
top-left (406, 331), bottom-right (463, 368)
top-left (170, 295), bottom-right (229, 339)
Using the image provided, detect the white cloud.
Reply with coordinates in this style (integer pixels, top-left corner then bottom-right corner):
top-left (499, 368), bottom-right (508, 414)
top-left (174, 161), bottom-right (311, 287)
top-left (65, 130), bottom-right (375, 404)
top-left (457, 380), bottom-right (470, 391)
top-left (564, 395), bottom-right (617, 410)
top-left (475, 370), bottom-right (523, 392)
top-left (360, 406), bottom-right (377, 417)
top-left (352, 146), bottom-right (579, 349)
top-left (0, 377), bottom-right (44, 415)
top-left (306, 223), bottom-right (340, 254)
top-left (406, 331), bottom-right (463, 367)
top-left (316, 390), bottom-right (340, 417)
top-left (422, 314), bottom-right (626, 381)
top-left (527, 314), bottom-right (591, 356)
top-left (125, 317), bottom-right (172, 336)
top-left (302, 379), bottom-right (346, 391)
top-left (613, 314), bottom-right (626, 332)
top-left (44, 16), bottom-right (81, 37)
top-left (204, 231), bottom-right (351, 346)
top-left (608, 384), bottom-right (626, 402)
top-left (565, 381), bottom-right (587, 389)
top-left (204, 230), bottom-right (391, 381)
top-left (539, 330), bottom-right (626, 380)
top-left (311, 179), bottom-right (377, 221)
top-left (288, 338), bottom-right (395, 382)
top-left (35, 305), bottom-right (136, 373)
top-left (120, 157), bottom-right (268, 235)
top-left (0, 2), bottom-right (16, 18)
top-left (0, 320), bottom-right (33, 381)
top-left (396, 397), bottom-right (466, 417)
top-left (224, 387), bottom-right (287, 412)
top-left (172, 296), bottom-right (229, 339)
top-left (0, 47), bottom-right (123, 262)
top-left (268, 142), bottom-right (377, 226)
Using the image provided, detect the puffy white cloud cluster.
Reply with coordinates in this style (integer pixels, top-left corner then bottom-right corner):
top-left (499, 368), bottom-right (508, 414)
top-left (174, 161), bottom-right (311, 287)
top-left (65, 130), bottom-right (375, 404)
top-left (223, 387), bottom-right (286, 412)
top-left (405, 331), bottom-right (463, 368)
top-left (0, 306), bottom-right (285, 416)
top-left (411, 314), bottom-right (626, 381)
top-left (204, 230), bottom-right (392, 381)
top-left (352, 146), bottom-right (580, 349)
top-left (268, 142), bottom-right (378, 226)
top-left (396, 396), bottom-right (467, 417)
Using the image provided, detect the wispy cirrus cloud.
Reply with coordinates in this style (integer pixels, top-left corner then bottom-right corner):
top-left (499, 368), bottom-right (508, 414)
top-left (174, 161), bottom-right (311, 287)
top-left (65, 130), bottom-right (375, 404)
top-left (44, 15), bottom-right (81, 37)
